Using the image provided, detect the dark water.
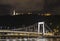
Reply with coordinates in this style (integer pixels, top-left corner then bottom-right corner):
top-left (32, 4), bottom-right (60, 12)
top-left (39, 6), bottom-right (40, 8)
top-left (0, 38), bottom-right (60, 41)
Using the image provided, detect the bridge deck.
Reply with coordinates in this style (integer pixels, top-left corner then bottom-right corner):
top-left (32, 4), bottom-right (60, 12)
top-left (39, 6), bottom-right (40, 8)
top-left (0, 30), bottom-right (54, 37)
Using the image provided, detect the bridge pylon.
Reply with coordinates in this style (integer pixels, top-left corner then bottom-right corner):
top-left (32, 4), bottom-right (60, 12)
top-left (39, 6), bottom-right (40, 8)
top-left (38, 22), bottom-right (45, 35)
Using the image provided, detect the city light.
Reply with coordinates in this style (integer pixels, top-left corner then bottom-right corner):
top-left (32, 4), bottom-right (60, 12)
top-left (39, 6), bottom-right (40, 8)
top-left (13, 10), bottom-right (16, 15)
top-left (41, 13), bottom-right (51, 16)
top-left (28, 12), bottom-right (32, 15)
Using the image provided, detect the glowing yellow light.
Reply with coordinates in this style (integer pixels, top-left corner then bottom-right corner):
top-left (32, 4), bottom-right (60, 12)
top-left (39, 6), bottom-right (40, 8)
top-left (45, 14), bottom-right (51, 16)
top-left (41, 13), bottom-right (51, 16)
top-left (28, 12), bottom-right (32, 15)
top-left (44, 33), bottom-right (53, 36)
top-left (54, 29), bottom-right (59, 32)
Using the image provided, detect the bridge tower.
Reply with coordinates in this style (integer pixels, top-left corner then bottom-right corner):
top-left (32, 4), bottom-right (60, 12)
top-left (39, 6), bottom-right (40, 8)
top-left (38, 22), bottom-right (45, 35)
top-left (37, 22), bottom-right (45, 41)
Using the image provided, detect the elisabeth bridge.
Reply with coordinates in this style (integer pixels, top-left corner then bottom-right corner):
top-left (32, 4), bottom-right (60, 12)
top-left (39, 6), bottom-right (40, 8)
top-left (0, 22), bottom-right (54, 41)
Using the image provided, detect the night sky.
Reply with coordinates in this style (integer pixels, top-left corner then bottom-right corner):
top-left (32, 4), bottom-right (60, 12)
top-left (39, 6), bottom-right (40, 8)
top-left (0, 0), bottom-right (60, 15)
top-left (0, 15), bottom-right (60, 29)
top-left (0, 0), bottom-right (60, 30)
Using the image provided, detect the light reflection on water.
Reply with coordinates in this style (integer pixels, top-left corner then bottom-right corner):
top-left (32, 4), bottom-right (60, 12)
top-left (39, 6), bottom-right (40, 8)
top-left (0, 38), bottom-right (60, 41)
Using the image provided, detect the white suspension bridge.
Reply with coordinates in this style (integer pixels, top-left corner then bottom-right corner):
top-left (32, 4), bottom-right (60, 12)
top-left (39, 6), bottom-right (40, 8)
top-left (0, 22), bottom-right (54, 41)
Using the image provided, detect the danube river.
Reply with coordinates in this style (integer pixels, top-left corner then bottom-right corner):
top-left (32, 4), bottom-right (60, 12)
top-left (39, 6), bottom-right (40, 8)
top-left (0, 38), bottom-right (60, 41)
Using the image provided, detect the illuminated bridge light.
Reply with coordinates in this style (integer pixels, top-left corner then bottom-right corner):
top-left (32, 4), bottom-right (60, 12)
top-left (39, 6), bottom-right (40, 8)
top-left (41, 13), bottom-right (51, 16)
top-left (44, 33), bottom-right (54, 36)
top-left (28, 12), bottom-right (32, 15)
top-left (13, 10), bottom-right (16, 15)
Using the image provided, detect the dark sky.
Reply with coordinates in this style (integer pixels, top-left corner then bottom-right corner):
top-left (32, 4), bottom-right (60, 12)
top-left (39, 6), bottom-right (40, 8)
top-left (0, 0), bottom-right (60, 15)
top-left (0, 0), bottom-right (60, 29)
top-left (0, 15), bottom-right (60, 26)
top-left (0, 14), bottom-right (60, 31)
